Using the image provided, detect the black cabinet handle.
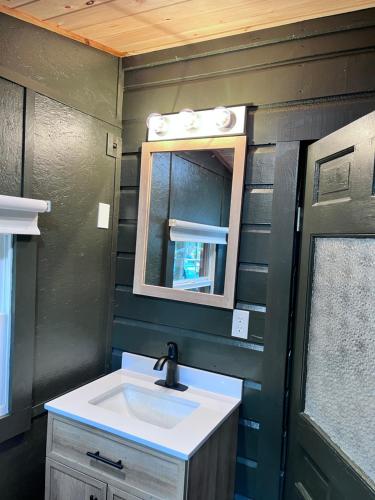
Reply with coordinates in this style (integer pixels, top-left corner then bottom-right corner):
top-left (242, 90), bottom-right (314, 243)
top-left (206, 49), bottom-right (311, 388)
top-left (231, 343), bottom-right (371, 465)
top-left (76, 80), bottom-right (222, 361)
top-left (86, 450), bottom-right (124, 470)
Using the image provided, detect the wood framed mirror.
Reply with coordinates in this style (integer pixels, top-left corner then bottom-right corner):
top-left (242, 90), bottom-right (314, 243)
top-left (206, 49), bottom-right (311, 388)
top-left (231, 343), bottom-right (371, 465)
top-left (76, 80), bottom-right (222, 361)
top-left (133, 135), bottom-right (247, 309)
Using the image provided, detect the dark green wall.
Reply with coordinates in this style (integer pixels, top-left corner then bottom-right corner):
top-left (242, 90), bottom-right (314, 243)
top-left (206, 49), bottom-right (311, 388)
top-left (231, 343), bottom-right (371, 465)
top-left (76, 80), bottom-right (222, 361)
top-left (115, 8), bottom-right (375, 500)
top-left (0, 78), bottom-right (23, 197)
top-left (0, 14), bottom-right (122, 500)
top-left (0, 14), bottom-right (122, 127)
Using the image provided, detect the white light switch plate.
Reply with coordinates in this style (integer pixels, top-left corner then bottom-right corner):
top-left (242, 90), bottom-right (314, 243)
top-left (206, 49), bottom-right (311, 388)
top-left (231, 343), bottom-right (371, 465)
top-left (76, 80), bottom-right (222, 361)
top-left (97, 203), bottom-right (110, 229)
top-left (231, 309), bottom-right (249, 339)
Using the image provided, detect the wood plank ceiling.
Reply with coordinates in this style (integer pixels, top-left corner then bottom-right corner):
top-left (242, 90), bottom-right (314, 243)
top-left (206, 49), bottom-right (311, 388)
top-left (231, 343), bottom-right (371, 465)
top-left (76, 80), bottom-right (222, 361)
top-left (1, 0), bottom-right (374, 57)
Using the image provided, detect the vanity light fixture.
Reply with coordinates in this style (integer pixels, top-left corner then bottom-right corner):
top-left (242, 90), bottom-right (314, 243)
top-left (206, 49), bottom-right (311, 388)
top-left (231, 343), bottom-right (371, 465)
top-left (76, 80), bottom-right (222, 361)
top-left (146, 106), bottom-right (246, 141)
top-left (178, 108), bottom-right (199, 131)
top-left (146, 112), bottom-right (169, 135)
top-left (214, 106), bottom-right (236, 130)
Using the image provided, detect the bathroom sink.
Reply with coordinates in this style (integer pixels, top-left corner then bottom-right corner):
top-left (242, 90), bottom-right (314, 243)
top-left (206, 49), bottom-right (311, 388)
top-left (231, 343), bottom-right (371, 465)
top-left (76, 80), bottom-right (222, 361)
top-left (89, 383), bottom-right (199, 429)
top-left (45, 352), bottom-right (242, 459)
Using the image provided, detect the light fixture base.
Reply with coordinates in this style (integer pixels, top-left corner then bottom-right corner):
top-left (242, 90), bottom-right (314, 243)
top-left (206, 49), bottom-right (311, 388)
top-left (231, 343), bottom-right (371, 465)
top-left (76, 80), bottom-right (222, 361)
top-left (147, 106), bottom-right (246, 141)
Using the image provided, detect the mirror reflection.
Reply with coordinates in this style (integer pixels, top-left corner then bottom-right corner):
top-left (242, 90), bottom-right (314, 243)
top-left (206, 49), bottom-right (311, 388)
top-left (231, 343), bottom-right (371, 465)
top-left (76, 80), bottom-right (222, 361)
top-left (145, 149), bottom-right (234, 295)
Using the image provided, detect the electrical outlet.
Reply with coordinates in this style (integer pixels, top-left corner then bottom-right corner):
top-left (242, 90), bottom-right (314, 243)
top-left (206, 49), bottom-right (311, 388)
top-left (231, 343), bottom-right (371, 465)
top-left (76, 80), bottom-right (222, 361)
top-left (231, 308), bottom-right (249, 339)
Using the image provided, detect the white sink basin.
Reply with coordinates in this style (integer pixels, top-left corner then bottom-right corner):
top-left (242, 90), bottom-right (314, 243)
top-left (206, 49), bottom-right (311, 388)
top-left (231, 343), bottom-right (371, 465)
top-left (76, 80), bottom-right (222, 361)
top-left (45, 352), bottom-right (242, 459)
top-left (90, 383), bottom-right (199, 429)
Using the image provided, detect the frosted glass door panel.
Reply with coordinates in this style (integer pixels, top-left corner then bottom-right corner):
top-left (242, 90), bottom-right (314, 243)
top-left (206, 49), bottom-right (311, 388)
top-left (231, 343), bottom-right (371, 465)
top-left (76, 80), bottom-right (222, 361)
top-left (305, 237), bottom-right (375, 484)
top-left (0, 234), bottom-right (12, 417)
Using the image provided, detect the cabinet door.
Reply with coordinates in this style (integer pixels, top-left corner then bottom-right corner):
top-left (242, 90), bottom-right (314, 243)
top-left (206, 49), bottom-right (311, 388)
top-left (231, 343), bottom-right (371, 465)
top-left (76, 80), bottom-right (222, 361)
top-left (45, 458), bottom-right (107, 500)
top-left (107, 485), bottom-right (142, 500)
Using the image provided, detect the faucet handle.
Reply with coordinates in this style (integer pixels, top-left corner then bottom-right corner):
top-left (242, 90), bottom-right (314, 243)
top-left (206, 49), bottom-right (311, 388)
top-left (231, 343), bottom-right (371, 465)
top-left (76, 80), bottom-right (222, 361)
top-left (167, 342), bottom-right (178, 361)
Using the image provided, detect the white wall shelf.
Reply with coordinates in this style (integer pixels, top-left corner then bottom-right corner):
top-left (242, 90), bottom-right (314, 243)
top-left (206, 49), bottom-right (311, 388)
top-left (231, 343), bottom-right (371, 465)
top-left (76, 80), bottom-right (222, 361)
top-left (0, 195), bottom-right (51, 235)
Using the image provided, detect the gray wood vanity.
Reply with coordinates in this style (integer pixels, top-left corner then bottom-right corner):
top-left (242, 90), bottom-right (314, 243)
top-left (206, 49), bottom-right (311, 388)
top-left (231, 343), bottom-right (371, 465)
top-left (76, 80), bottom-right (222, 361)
top-left (45, 410), bottom-right (238, 500)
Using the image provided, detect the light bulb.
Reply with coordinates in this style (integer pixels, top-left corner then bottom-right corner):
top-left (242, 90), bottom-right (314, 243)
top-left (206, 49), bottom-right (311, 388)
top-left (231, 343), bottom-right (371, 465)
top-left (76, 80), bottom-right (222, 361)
top-left (214, 106), bottom-right (235, 130)
top-left (178, 108), bottom-right (199, 131)
top-left (146, 112), bottom-right (168, 135)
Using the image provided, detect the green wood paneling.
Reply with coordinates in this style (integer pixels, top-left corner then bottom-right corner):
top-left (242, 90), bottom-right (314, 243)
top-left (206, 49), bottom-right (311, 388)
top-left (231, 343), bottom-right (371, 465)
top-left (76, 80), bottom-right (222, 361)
top-left (242, 189), bottom-right (273, 225)
top-left (124, 26), bottom-right (375, 91)
top-left (247, 309), bottom-right (266, 344)
top-left (116, 10), bottom-right (375, 500)
top-left (239, 229), bottom-right (270, 265)
top-left (114, 286), bottom-right (233, 337)
top-left (0, 414), bottom-right (47, 500)
top-left (0, 14), bottom-right (122, 499)
top-left (111, 349), bottom-right (123, 370)
top-left (241, 381), bottom-right (262, 422)
top-left (120, 155), bottom-right (140, 187)
top-left (123, 51), bottom-right (375, 122)
top-left (117, 223), bottom-right (137, 253)
top-left (115, 110), bottom-right (276, 500)
top-left (0, 14), bottom-right (121, 127)
top-left (124, 9), bottom-right (375, 68)
top-left (235, 459), bottom-right (258, 499)
top-left (170, 153), bottom-right (225, 225)
top-left (0, 78), bottom-right (23, 197)
top-left (238, 420), bottom-right (259, 462)
top-left (123, 63), bottom-right (375, 153)
top-left (245, 147), bottom-right (276, 185)
top-left (255, 142), bottom-right (300, 500)
top-left (250, 94), bottom-right (375, 145)
top-left (113, 318), bottom-right (263, 382)
top-left (237, 265), bottom-right (268, 305)
top-left (0, 83), bottom-right (37, 445)
top-left (145, 152), bottom-right (171, 285)
top-left (116, 255), bottom-right (135, 286)
top-left (119, 189), bottom-right (138, 220)
top-left (31, 93), bottom-right (119, 406)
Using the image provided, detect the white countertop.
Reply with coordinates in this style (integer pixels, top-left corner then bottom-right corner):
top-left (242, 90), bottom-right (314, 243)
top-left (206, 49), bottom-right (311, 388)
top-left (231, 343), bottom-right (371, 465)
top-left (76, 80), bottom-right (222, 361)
top-left (45, 352), bottom-right (243, 460)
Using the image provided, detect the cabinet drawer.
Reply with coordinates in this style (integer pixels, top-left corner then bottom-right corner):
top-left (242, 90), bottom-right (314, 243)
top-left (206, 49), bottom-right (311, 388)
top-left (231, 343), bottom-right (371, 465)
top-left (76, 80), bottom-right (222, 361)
top-left (108, 485), bottom-right (143, 500)
top-left (47, 414), bottom-right (185, 500)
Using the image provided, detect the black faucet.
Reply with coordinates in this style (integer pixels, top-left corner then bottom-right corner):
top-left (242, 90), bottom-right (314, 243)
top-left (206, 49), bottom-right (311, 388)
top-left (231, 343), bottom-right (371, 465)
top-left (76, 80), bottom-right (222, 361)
top-left (153, 342), bottom-right (188, 392)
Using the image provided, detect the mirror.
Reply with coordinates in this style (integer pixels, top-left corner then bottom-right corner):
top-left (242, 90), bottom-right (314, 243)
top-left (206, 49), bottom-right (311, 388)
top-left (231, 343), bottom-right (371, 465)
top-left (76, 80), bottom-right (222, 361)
top-left (147, 149), bottom-right (233, 295)
top-left (134, 136), bottom-right (247, 309)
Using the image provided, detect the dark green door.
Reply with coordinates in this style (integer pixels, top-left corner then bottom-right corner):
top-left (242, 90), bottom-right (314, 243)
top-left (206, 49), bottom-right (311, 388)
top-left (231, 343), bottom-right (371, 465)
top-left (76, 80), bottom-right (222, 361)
top-left (285, 112), bottom-right (375, 500)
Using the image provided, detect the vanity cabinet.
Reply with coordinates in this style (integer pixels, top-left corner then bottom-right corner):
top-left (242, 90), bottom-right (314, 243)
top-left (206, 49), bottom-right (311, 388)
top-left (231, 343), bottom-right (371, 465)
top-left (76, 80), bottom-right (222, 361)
top-left (45, 410), bottom-right (238, 500)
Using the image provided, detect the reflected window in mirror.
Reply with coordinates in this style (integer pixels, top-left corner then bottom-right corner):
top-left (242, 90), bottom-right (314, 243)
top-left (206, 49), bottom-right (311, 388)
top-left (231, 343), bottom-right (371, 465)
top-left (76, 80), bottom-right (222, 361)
top-left (173, 241), bottom-right (215, 292)
top-left (168, 217), bottom-right (230, 294)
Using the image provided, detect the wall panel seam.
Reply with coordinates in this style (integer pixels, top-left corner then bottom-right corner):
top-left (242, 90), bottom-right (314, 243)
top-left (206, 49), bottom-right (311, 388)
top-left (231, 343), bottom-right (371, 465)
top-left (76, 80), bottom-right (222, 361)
top-left (123, 21), bottom-right (375, 71)
top-left (124, 46), bottom-right (375, 90)
top-left (0, 67), bottom-right (123, 130)
top-left (112, 317), bottom-right (264, 352)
